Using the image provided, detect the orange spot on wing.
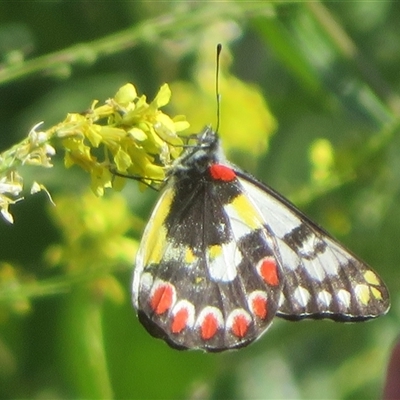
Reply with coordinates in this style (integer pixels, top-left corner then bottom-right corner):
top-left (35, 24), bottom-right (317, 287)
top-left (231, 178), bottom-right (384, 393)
top-left (251, 295), bottom-right (268, 320)
top-left (150, 283), bottom-right (174, 315)
top-left (259, 258), bottom-right (279, 286)
top-left (231, 314), bottom-right (250, 338)
top-left (171, 307), bottom-right (189, 333)
top-left (201, 313), bottom-right (219, 340)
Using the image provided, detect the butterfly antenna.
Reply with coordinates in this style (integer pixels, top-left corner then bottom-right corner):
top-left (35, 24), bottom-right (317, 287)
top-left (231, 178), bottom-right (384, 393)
top-left (215, 43), bottom-right (222, 134)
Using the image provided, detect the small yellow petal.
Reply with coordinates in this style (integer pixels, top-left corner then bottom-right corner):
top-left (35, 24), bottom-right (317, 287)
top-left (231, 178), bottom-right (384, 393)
top-left (112, 175), bottom-right (127, 192)
top-left (114, 148), bottom-right (132, 171)
top-left (85, 125), bottom-right (102, 147)
top-left (99, 126), bottom-right (126, 141)
top-left (144, 163), bottom-right (165, 181)
top-left (156, 113), bottom-right (176, 134)
top-left (140, 123), bottom-right (165, 152)
top-left (129, 128), bottom-right (148, 142)
top-left (91, 166), bottom-right (112, 197)
top-left (92, 104), bottom-right (115, 118)
top-left (152, 83), bottom-right (171, 108)
top-left (114, 83), bottom-right (137, 104)
top-left (173, 120), bottom-right (190, 132)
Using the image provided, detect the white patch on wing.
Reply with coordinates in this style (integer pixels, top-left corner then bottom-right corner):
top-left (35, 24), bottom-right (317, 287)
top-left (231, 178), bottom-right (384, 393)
top-left (208, 241), bottom-right (242, 282)
top-left (131, 269), bottom-right (141, 308)
top-left (293, 286), bottom-right (311, 307)
top-left (239, 178), bottom-right (302, 238)
top-left (132, 264), bottom-right (153, 308)
top-left (276, 238), bottom-right (299, 271)
top-left (337, 289), bottom-right (351, 308)
top-left (314, 247), bottom-right (341, 276)
top-left (318, 290), bottom-right (332, 307)
top-left (140, 272), bottom-right (153, 291)
top-left (303, 257), bottom-right (327, 282)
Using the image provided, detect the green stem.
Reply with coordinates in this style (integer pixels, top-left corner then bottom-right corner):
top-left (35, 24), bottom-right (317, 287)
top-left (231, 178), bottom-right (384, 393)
top-left (0, 263), bottom-right (127, 304)
top-left (0, 3), bottom-right (273, 85)
top-left (306, 2), bottom-right (400, 116)
top-left (61, 289), bottom-right (114, 399)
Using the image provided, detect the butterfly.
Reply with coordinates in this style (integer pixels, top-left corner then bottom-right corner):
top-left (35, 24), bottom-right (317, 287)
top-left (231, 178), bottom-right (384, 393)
top-left (132, 126), bottom-right (390, 352)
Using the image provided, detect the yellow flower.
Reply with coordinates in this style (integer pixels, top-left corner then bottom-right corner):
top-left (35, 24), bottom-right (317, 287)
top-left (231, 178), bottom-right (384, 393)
top-left (54, 83), bottom-right (189, 196)
top-left (309, 138), bottom-right (336, 185)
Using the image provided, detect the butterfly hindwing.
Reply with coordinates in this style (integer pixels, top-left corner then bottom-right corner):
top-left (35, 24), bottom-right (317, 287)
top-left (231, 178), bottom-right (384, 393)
top-left (237, 175), bottom-right (390, 321)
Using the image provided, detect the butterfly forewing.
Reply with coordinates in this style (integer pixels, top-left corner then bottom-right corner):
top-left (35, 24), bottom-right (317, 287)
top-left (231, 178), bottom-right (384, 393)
top-left (133, 164), bottom-right (283, 351)
top-left (238, 176), bottom-right (390, 321)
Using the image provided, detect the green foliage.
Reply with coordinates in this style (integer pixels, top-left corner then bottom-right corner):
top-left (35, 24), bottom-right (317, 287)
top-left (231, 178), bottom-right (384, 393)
top-left (0, 2), bottom-right (399, 399)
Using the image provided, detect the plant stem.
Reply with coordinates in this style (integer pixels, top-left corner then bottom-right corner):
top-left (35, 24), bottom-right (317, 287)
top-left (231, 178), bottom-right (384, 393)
top-left (0, 3), bottom-right (273, 85)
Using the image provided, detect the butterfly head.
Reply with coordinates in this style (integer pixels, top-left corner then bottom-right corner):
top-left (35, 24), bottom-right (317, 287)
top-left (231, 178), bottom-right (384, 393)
top-left (167, 126), bottom-right (226, 179)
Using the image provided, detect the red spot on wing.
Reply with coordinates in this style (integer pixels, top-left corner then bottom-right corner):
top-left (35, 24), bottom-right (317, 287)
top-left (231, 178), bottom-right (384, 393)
top-left (231, 314), bottom-right (250, 338)
top-left (251, 294), bottom-right (268, 320)
top-left (171, 307), bottom-right (189, 334)
top-left (209, 164), bottom-right (236, 182)
top-left (259, 257), bottom-right (279, 286)
top-left (150, 283), bottom-right (174, 315)
top-left (200, 313), bottom-right (219, 340)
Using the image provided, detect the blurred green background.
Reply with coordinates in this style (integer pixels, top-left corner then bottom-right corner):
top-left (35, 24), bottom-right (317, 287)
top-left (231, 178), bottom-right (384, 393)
top-left (0, 2), bottom-right (399, 399)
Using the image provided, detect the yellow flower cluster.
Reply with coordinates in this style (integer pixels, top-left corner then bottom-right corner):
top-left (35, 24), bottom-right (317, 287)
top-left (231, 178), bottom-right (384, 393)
top-left (0, 122), bottom-right (56, 223)
top-left (50, 83), bottom-right (189, 196)
top-left (0, 83), bottom-right (189, 223)
top-left (0, 171), bottom-right (23, 224)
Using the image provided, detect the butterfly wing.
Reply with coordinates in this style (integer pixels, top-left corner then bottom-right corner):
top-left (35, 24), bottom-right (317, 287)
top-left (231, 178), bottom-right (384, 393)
top-left (237, 172), bottom-right (390, 321)
top-left (133, 174), bottom-right (284, 351)
top-left (133, 125), bottom-right (389, 352)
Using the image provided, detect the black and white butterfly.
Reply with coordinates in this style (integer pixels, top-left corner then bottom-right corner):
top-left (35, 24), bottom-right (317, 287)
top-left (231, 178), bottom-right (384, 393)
top-left (132, 126), bottom-right (390, 352)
